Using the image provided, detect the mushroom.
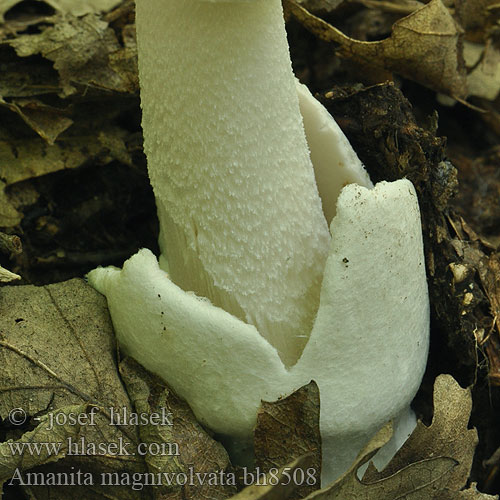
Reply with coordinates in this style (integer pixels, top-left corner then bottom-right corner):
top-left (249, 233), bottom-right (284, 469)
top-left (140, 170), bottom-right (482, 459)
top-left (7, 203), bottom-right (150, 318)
top-left (88, 0), bottom-right (429, 484)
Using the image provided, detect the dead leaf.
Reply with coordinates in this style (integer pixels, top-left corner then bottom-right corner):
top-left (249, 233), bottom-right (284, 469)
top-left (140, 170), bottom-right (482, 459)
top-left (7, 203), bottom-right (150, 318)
top-left (0, 278), bottom-right (147, 498)
top-left (364, 375), bottom-right (478, 494)
top-left (230, 456), bottom-right (316, 500)
top-left (0, 0), bottom-right (122, 22)
top-left (254, 381), bottom-right (321, 499)
top-left (285, 0), bottom-right (467, 98)
top-left (120, 358), bottom-right (237, 499)
top-left (464, 41), bottom-right (500, 101)
top-left (6, 13), bottom-right (137, 96)
top-left (0, 97), bottom-right (73, 145)
top-left (0, 106), bottom-right (131, 187)
top-left (0, 119), bottom-right (131, 228)
top-left (298, 423), bottom-right (394, 498)
top-left (0, 7), bottom-right (138, 230)
top-left (0, 403), bottom-right (90, 482)
top-left (46, 0), bottom-right (123, 17)
top-left (302, 375), bottom-right (483, 499)
top-left (437, 483), bottom-right (499, 499)
top-left (307, 457), bottom-right (457, 499)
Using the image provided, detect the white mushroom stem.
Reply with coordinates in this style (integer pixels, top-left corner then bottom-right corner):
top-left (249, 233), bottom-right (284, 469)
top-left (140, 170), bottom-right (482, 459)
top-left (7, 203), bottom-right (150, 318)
top-left (137, 0), bottom-right (332, 366)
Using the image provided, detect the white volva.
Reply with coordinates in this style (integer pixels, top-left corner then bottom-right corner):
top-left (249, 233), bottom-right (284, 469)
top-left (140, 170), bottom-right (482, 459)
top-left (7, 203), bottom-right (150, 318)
top-left (88, 0), bottom-right (430, 485)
